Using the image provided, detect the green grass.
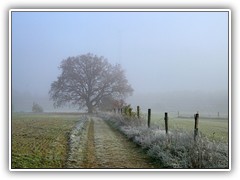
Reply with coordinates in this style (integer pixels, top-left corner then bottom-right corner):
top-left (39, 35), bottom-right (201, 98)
top-left (149, 113), bottom-right (229, 143)
top-left (11, 113), bottom-right (80, 168)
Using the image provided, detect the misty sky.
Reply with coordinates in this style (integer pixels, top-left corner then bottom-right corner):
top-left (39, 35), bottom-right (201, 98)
top-left (11, 11), bottom-right (229, 113)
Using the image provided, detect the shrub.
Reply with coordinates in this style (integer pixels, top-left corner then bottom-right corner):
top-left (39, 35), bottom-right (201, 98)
top-left (32, 102), bottom-right (43, 113)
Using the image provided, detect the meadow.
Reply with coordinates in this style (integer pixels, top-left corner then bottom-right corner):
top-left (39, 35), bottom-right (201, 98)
top-left (11, 113), bottom-right (80, 168)
top-left (149, 113), bottom-right (229, 143)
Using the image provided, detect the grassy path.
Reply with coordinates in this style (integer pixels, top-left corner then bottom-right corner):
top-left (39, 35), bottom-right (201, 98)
top-left (80, 116), bottom-right (160, 168)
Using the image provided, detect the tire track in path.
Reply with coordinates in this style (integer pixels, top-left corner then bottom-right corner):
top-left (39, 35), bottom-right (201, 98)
top-left (84, 116), bottom-right (160, 168)
top-left (83, 119), bottom-right (97, 168)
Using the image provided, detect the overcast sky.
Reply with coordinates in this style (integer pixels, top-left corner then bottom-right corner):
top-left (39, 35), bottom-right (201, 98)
top-left (11, 11), bottom-right (229, 112)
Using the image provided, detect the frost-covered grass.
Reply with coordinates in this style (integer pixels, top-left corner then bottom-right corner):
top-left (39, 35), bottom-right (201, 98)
top-left (101, 113), bottom-right (229, 169)
top-left (66, 115), bottom-right (89, 168)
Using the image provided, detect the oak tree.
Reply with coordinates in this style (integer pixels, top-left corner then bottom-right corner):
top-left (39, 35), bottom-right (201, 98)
top-left (49, 53), bottom-right (133, 113)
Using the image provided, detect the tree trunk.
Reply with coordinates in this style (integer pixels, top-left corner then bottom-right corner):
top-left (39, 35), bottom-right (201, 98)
top-left (87, 103), bottom-right (93, 113)
top-left (88, 107), bottom-right (93, 114)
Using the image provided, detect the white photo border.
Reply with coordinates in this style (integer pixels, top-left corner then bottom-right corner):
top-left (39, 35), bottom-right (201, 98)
top-left (9, 8), bottom-right (231, 172)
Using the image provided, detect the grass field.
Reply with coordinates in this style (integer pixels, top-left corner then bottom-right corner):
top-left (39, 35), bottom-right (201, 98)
top-left (149, 113), bottom-right (229, 143)
top-left (11, 113), bottom-right (80, 168)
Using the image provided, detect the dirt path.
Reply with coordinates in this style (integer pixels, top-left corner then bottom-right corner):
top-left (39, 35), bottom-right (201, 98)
top-left (79, 116), bottom-right (160, 168)
top-left (83, 119), bottom-right (97, 168)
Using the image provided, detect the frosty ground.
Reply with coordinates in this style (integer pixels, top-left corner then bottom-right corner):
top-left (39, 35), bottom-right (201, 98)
top-left (11, 113), bottom-right (228, 169)
top-left (11, 113), bottom-right (160, 168)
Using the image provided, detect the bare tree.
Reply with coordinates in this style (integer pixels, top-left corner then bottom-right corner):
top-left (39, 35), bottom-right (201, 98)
top-left (49, 53), bottom-right (133, 113)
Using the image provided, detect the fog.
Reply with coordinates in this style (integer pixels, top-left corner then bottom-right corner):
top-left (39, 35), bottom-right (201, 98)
top-left (11, 11), bottom-right (229, 116)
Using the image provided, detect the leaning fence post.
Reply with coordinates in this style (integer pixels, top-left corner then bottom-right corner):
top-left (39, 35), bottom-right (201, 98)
top-left (148, 109), bottom-right (151, 128)
top-left (164, 112), bottom-right (168, 134)
top-left (137, 106), bottom-right (140, 119)
top-left (194, 113), bottom-right (199, 141)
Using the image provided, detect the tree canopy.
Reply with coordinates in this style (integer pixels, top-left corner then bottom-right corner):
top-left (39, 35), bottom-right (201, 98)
top-left (49, 53), bottom-right (133, 113)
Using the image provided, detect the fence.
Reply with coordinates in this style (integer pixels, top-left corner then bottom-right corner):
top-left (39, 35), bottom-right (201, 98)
top-left (113, 106), bottom-right (203, 141)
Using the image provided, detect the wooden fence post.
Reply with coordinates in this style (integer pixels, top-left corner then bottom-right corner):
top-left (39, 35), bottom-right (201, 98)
top-left (194, 113), bottom-right (199, 141)
top-left (164, 112), bottom-right (168, 134)
top-left (120, 108), bottom-right (122, 114)
top-left (148, 109), bottom-right (151, 128)
top-left (137, 106), bottom-right (140, 119)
